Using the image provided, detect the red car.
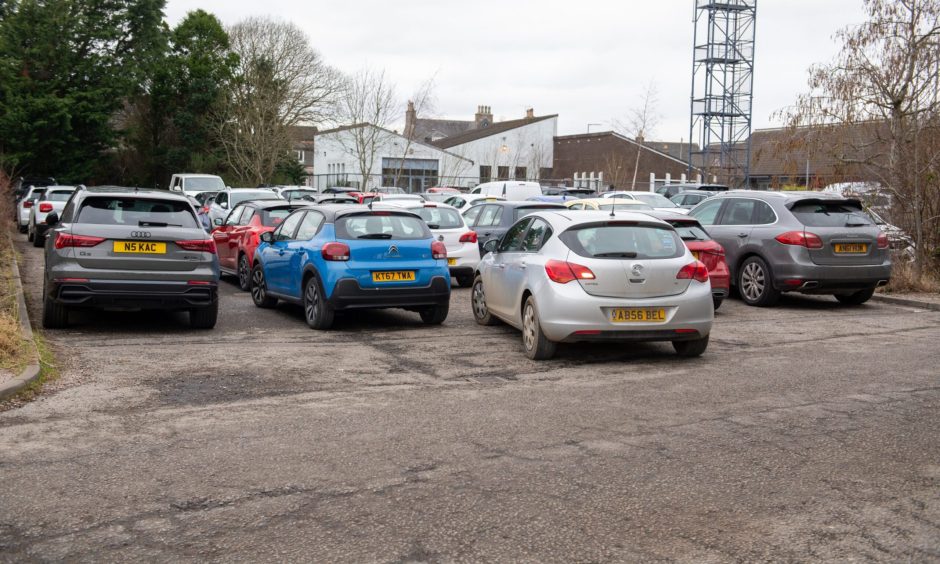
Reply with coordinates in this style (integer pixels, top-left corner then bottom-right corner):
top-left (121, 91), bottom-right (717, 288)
top-left (211, 200), bottom-right (310, 290)
top-left (643, 211), bottom-right (731, 310)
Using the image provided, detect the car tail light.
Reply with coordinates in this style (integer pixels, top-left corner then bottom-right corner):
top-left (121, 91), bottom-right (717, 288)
top-left (775, 231), bottom-right (823, 249)
top-left (698, 240), bottom-right (725, 256)
top-left (877, 231), bottom-right (889, 249)
top-left (23, 200), bottom-right (33, 208)
top-left (431, 241), bottom-right (447, 259)
top-left (459, 231), bottom-right (478, 243)
top-left (176, 239), bottom-right (217, 254)
top-left (39, 203), bottom-right (53, 213)
top-left (677, 261), bottom-right (709, 283)
top-left (55, 233), bottom-right (105, 249)
top-left (321, 242), bottom-right (350, 261)
top-left (545, 259), bottom-right (596, 284)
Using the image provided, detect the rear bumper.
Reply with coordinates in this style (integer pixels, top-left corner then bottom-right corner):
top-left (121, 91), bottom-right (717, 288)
top-left (326, 276), bottom-right (451, 311)
top-left (772, 263), bottom-right (892, 293)
top-left (49, 279), bottom-right (218, 310)
top-left (449, 266), bottom-right (474, 278)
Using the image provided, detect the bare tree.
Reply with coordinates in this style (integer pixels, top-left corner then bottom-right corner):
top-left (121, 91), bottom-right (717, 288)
top-left (782, 0), bottom-right (940, 277)
top-left (393, 73), bottom-right (437, 189)
top-left (216, 17), bottom-right (342, 185)
top-left (334, 69), bottom-right (398, 191)
top-left (614, 81), bottom-right (660, 190)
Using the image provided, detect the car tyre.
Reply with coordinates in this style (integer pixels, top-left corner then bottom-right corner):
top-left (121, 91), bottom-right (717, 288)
top-left (17, 223), bottom-right (27, 234)
top-left (455, 274), bottom-right (474, 288)
top-left (250, 264), bottom-right (277, 308)
top-left (522, 297), bottom-right (556, 360)
top-left (471, 276), bottom-right (498, 326)
top-left (42, 287), bottom-right (69, 329)
top-left (237, 254), bottom-right (251, 291)
top-left (420, 303), bottom-right (449, 325)
top-left (673, 335), bottom-right (709, 357)
top-left (712, 296), bottom-right (724, 311)
top-left (27, 225), bottom-right (34, 242)
top-left (835, 288), bottom-right (875, 305)
top-left (303, 276), bottom-right (334, 330)
top-left (738, 256), bottom-right (780, 307)
top-left (190, 302), bottom-right (218, 329)
top-left (32, 230), bottom-right (44, 248)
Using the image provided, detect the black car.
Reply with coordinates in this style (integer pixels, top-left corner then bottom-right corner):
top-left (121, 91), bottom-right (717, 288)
top-left (300, 194), bottom-right (359, 205)
top-left (657, 183), bottom-right (729, 199)
top-left (461, 201), bottom-right (566, 253)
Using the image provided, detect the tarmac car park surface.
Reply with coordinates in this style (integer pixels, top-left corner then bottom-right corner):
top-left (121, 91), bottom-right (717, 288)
top-left (1, 233), bottom-right (939, 562)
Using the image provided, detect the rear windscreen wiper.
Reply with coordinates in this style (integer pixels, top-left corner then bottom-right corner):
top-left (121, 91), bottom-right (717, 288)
top-left (426, 224), bottom-right (440, 229)
top-left (357, 233), bottom-right (393, 239)
top-left (138, 221), bottom-right (182, 227)
top-left (594, 252), bottom-right (638, 258)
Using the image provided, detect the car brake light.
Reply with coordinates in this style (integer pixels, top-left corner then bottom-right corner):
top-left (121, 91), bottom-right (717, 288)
top-left (775, 231), bottom-right (823, 249)
top-left (877, 231), bottom-right (889, 249)
top-left (545, 259), bottom-right (595, 284)
top-left (55, 233), bottom-right (105, 249)
top-left (176, 239), bottom-right (217, 254)
top-left (677, 261), bottom-right (709, 283)
top-left (23, 200), bottom-right (33, 208)
top-left (459, 231), bottom-right (478, 243)
top-left (39, 203), bottom-right (53, 213)
top-left (700, 240), bottom-right (725, 256)
top-left (431, 241), bottom-right (447, 259)
top-left (322, 242), bottom-right (350, 261)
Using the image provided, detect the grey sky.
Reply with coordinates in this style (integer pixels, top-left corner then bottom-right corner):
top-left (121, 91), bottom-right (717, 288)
top-left (166, 0), bottom-right (867, 142)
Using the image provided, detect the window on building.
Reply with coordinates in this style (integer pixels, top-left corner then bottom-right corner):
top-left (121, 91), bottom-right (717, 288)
top-left (497, 166), bottom-right (509, 180)
top-left (514, 167), bottom-right (527, 181)
top-left (296, 150), bottom-right (305, 163)
top-left (479, 166), bottom-right (492, 183)
top-left (381, 158), bottom-right (439, 192)
top-left (539, 167), bottom-right (552, 180)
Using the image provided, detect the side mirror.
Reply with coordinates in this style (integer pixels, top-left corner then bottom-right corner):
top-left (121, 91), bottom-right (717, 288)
top-left (260, 231), bottom-right (275, 244)
top-left (220, 201), bottom-right (228, 209)
top-left (170, 185), bottom-right (181, 192)
top-left (213, 218), bottom-right (223, 226)
top-left (45, 212), bottom-right (59, 226)
top-left (482, 239), bottom-right (499, 254)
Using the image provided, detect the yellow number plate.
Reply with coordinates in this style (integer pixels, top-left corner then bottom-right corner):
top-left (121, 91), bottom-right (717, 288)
top-left (113, 241), bottom-right (166, 254)
top-left (834, 243), bottom-right (868, 254)
top-left (610, 308), bottom-right (667, 323)
top-left (691, 251), bottom-right (701, 260)
top-left (447, 258), bottom-right (457, 266)
top-left (372, 271), bottom-right (416, 283)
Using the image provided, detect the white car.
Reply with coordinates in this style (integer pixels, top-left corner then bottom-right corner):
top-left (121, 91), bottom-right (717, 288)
top-left (442, 194), bottom-right (506, 212)
top-left (472, 210), bottom-right (713, 359)
top-left (274, 187), bottom-right (320, 201)
top-left (28, 185), bottom-right (79, 247)
top-left (385, 201), bottom-right (481, 287)
top-left (602, 191), bottom-right (689, 214)
top-left (16, 185), bottom-right (48, 233)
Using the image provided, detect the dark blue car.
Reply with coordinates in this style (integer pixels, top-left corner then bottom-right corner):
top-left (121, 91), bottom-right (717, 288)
top-left (250, 205), bottom-right (451, 329)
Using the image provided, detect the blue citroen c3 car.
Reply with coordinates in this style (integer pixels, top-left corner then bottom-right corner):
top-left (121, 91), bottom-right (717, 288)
top-left (250, 205), bottom-right (451, 329)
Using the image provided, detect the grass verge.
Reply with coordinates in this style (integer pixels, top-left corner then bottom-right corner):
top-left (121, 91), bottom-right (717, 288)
top-left (0, 241), bottom-right (30, 376)
top-left (882, 261), bottom-right (940, 294)
top-left (11, 331), bottom-right (60, 401)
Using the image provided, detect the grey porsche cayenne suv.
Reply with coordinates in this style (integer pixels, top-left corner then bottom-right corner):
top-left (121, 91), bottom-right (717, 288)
top-left (41, 187), bottom-right (220, 328)
top-left (688, 190), bottom-right (891, 306)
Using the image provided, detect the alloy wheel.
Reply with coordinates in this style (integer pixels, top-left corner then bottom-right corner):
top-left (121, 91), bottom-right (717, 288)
top-left (472, 282), bottom-right (488, 319)
top-left (741, 262), bottom-right (765, 301)
top-left (251, 268), bottom-right (266, 302)
top-left (522, 304), bottom-right (537, 351)
top-left (305, 281), bottom-right (320, 325)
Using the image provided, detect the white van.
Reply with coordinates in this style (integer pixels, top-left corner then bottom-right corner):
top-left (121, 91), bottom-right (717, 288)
top-left (474, 181), bottom-right (542, 201)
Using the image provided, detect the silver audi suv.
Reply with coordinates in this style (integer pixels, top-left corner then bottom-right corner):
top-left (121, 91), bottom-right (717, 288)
top-left (688, 190), bottom-right (891, 306)
top-left (41, 187), bottom-right (220, 328)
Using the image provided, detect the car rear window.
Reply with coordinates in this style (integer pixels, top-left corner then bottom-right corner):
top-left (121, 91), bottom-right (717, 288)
top-left (46, 190), bottom-right (74, 202)
top-left (560, 222), bottom-right (684, 259)
top-left (632, 193), bottom-right (678, 208)
top-left (791, 201), bottom-right (874, 227)
top-left (336, 213), bottom-right (430, 240)
top-left (259, 208), bottom-right (294, 227)
top-left (414, 207), bottom-right (463, 229)
top-left (186, 177), bottom-right (225, 191)
top-left (231, 191), bottom-right (278, 206)
top-left (28, 188), bottom-right (46, 198)
top-left (514, 206), bottom-right (562, 221)
top-left (598, 203), bottom-right (655, 211)
top-left (76, 197), bottom-right (199, 228)
top-left (667, 220), bottom-right (711, 241)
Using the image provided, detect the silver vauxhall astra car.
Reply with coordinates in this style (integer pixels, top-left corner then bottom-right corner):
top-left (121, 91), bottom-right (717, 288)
top-left (472, 210), bottom-right (714, 360)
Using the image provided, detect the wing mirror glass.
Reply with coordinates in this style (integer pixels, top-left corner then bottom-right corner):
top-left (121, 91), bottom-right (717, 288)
top-left (45, 212), bottom-right (59, 226)
top-left (260, 231), bottom-right (275, 244)
top-left (482, 239), bottom-right (499, 254)
top-left (213, 218), bottom-right (223, 226)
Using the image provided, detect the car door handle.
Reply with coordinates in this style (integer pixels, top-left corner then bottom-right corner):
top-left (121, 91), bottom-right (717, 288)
top-left (277, 250), bottom-right (285, 256)
top-left (518, 262), bottom-right (527, 269)
top-left (737, 233), bottom-right (748, 238)
top-left (483, 232), bottom-right (492, 236)
top-left (495, 264), bottom-right (505, 269)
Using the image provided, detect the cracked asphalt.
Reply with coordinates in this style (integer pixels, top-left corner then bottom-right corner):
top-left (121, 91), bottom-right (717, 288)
top-left (1, 234), bottom-right (939, 562)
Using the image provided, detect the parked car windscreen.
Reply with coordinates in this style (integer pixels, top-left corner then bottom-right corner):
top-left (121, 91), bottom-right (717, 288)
top-left (791, 201), bottom-right (875, 227)
top-left (598, 203), bottom-right (655, 211)
top-left (666, 220), bottom-right (711, 241)
top-left (258, 208), bottom-right (294, 227)
top-left (631, 193), bottom-right (679, 208)
top-left (230, 191), bottom-right (278, 206)
top-left (413, 207), bottom-right (463, 229)
top-left (76, 197), bottom-right (199, 228)
top-left (187, 177), bottom-right (225, 191)
top-left (336, 213), bottom-right (430, 240)
top-left (561, 223), bottom-right (684, 259)
top-left (46, 190), bottom-right (74, 202)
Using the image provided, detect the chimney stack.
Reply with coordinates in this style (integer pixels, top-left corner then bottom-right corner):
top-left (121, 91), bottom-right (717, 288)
top-left (525, 108), bottom-right (534, 119)
top-left (404, 100), bottom-right (416, 138)
top-left (474, 104), bottom-right (493, 128)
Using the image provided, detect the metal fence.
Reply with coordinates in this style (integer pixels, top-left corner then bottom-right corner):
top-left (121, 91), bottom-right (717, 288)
top-left (306, 173), bottom-right (664, 194)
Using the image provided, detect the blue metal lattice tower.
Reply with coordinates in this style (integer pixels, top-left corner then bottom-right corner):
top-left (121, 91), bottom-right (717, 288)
top-left (688, 0), bottom-right (757, 187)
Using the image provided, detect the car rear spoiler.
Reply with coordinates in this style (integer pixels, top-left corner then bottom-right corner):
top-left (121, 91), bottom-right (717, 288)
top-left (784, 197), bottom-right (862, 210)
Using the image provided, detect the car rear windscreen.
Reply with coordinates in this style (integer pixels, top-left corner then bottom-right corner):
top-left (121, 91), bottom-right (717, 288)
top-left (259, 208), bottom-right (293, 227)
top-left (791, 201), bottom-right (875, 227)
top-left (186, 177), bottom-right (225, 191)
top-left (561, 223), bottom-right (684, 259)
top-left (46, 190), bottom-right (74, 202)
top-left (336, 213), bottom-right (430, 240)
top-left (415, 207), bottom-right (462, 229)
top-left (631, 193), bottom-right (678, 208)
top-left (514, 206), bottom-right (563, 221)
top-left (598, 203), bottom-right (655, 211)
top-left (231, 191), bottom-right (278, 206)
top-left (76, 197), bottom-right (199, 228)
top-left (667, 220), bottom-right (710, 241)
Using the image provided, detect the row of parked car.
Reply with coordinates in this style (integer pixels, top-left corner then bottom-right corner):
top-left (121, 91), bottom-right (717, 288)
top-left (27, 180), bottom-right (892, 361)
